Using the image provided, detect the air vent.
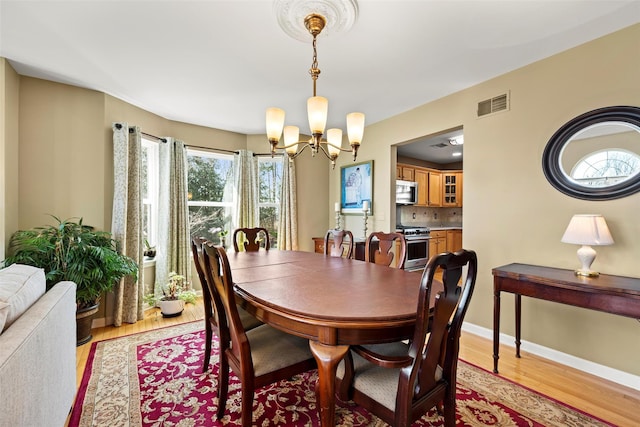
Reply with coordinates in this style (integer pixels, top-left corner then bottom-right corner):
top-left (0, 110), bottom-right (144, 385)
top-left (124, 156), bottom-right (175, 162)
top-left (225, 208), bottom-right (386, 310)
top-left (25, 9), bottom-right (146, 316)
top-left (430, 142), bottom-right (448, 148)
top-left (477, 92), bottom-right (509, 117)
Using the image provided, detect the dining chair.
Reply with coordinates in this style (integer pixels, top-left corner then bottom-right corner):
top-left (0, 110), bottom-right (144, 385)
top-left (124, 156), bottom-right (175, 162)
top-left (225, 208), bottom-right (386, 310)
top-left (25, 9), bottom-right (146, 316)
top-left (365, 231), bottom-right (407, 269)
top-left (201, 243), bottom-right (317, 427)
top-left (232, 227), bottom-right (270, 252)
top-left (190, 236), bottom-right (262, 373)
top-left (323, 229), bottom-right (355, 258)
top-left (336, 249), bottom-right (477, 427)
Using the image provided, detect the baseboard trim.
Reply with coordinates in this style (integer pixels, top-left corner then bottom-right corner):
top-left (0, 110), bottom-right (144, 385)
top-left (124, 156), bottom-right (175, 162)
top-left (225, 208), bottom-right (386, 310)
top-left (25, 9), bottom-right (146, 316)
top-left (91, 290), bottom-right (204, 330)
top-left (463, 322), bottom-right (640, 391)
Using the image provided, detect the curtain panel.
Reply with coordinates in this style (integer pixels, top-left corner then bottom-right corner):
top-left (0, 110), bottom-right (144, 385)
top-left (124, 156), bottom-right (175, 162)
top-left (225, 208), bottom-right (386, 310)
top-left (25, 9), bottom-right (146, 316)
top-left (156, 138), bottom-right (192, 294)
top-left (233, 150), bottom-right (259, 230)
top-left (278, 158), bottom-right (298, 250)
top-left (111, 123), bottom-right (145, 326)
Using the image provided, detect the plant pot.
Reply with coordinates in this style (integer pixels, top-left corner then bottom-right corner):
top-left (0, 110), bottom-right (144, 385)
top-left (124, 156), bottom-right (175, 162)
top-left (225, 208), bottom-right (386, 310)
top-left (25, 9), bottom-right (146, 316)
top-left (159, 298), bottom-right (184, 318)
top-left (76, 303), bottom-right (99, 346)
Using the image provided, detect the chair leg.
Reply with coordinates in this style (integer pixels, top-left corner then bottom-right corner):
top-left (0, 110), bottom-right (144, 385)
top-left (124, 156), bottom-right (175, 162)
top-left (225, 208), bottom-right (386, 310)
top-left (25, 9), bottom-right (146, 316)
top-left (336, 351), bottom-right (354, 401)
top-left (240, 384), bottom-right (254, 427)
top-left (202, 324), bottom-right (212, 372)
top-left (443, 393), bottom-right (456, 427)
top-left (216, 356), bottom-right (229, 420)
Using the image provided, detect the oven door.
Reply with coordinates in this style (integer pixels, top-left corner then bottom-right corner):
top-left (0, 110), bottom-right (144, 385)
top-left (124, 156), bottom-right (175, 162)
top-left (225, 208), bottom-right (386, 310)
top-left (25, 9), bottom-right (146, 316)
top-left (404, 238), bottom-right (430, 271)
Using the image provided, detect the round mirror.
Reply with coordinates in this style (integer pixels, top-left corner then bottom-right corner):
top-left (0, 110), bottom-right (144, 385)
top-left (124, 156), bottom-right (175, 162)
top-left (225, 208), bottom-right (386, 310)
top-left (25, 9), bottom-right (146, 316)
top-left (542, 106), bottom-right (640, 200)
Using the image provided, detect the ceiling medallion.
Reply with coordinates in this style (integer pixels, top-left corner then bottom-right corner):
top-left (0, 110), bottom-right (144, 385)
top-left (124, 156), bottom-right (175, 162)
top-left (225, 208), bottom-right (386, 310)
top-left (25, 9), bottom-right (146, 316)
top-left (273, 0), bottom-right (359, 42)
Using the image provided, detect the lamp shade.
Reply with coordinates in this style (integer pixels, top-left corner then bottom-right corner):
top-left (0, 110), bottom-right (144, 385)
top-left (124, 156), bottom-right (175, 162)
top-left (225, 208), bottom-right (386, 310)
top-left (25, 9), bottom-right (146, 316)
top-left (561, 214), bottom-right (614, 245)
top-left (307, 96), bottom-right (328, 134)
top-left (283, 126), bottom-right (300, 155)
top-left (266, 107), bottom-right (285, 141)
top-left (326, 128), bottom-right (342, 157)
top-left (346, 112), bottom-right (365, 144)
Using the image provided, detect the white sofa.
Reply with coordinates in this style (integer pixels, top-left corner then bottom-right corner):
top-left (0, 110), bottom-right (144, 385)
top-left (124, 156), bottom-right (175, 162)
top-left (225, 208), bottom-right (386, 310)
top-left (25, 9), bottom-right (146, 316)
top-left (0, 264), bottom-right (77, 426)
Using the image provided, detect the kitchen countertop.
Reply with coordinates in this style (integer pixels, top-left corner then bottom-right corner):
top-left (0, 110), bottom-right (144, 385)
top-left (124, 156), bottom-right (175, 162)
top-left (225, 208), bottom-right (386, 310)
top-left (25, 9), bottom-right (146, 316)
top-left (429, 226), bottom-right (462, 230)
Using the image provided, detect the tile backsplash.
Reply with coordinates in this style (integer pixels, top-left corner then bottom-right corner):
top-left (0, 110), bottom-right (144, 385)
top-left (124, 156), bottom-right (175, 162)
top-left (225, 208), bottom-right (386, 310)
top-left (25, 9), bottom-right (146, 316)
top-left (397, 205), bottom-right (462, 228)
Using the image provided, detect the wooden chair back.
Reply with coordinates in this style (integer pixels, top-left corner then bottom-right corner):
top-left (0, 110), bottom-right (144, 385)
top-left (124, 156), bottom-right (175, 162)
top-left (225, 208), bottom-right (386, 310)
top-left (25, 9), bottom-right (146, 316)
top-left (202, 244), bottom-right (246, 363)
top-left (365, 231), bottom-right (407, 269)
top-left (323, 229), bottom-right (355, 258)
top-left (201, 243), bottom-right (315, 426)
top-left (399, 249), bottom-right (477, 425)
top-left (341, 250), bottom-right (477, 426)
top-left (232, 227), bottom-right (270, 252)
top-left (190, 236), bottom-right (223, 372)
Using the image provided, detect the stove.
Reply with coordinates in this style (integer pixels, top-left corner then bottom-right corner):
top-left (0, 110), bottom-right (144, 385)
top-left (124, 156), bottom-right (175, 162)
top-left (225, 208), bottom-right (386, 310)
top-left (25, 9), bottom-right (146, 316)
top-left (399, 227), bottom-right (430, 238)
top-left (396, 226), bottom-right (431, 271)
top-left (396, 226), bottom-right (431, 239)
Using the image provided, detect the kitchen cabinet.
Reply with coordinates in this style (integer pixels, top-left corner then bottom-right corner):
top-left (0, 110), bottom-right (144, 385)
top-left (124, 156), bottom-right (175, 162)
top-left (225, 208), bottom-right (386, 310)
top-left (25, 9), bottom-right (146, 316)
top-left (397, 164), bottom-right (415, 181)
top-left (429, 230), bottom-right (447, 255)
top-left (442, 171), bottom-right (463, 207)
top-left (414, 169), bottom-right (428, 206)
top-left (428, 171), bottom-right (442, 207)
top-left (446, 229), bottom-right (463, 252)
top-left (410, 167), bottom-right (441, 207)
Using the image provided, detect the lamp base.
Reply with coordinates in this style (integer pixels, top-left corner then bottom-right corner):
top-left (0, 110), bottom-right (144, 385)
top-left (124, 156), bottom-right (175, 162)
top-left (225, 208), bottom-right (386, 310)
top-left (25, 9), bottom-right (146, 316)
top-left (574, 269), bottom-right (600, 277)
top-left (575, 245), bottom-right (598, 278)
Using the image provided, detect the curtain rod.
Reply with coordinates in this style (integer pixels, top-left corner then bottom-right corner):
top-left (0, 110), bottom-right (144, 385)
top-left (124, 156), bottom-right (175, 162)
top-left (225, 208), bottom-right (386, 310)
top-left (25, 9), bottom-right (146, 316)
top-left (113, 123), bottom-right (167, 143)
top-left (114, 124), bottom-right (279, 157)
top-left (185, 143), bottom-right (282, 157)
top-left (141, 131), bottom-right (167, 143)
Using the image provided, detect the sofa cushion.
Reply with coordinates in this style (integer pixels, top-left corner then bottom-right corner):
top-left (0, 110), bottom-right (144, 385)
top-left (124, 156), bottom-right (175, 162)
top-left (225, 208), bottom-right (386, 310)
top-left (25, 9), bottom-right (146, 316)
top-left (0, 264), bottom-right (46, 332)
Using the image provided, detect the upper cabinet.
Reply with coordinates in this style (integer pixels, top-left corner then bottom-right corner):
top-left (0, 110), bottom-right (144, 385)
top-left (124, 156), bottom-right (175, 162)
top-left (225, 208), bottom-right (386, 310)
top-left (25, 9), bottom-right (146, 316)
top-left (398, 163), bottom-right (444, 207)
top-left (428, 170), bottom-right (442, 207)
top-left (397, 165), bottom-right (415, 181)
top-left (414, 169), bottom-right (428, 206)
top-left (442, 171), bottom-right (463, 207)
top-left (397, 163), bottom-right (462, 207)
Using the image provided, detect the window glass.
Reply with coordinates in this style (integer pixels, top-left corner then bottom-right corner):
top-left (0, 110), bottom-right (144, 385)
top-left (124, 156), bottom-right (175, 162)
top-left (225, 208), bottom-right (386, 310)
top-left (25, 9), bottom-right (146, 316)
top-left (187, 149), bottom-right (235, 242)
top-left (570, 149), bottom-right (640, 187)
top-left (258, 158), bottom-right (283, 248)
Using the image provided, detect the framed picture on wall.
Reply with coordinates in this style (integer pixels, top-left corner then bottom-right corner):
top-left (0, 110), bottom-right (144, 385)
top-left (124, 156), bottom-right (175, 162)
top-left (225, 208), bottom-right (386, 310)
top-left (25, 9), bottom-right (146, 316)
top-left (340, 160), bottom-right (374, 215)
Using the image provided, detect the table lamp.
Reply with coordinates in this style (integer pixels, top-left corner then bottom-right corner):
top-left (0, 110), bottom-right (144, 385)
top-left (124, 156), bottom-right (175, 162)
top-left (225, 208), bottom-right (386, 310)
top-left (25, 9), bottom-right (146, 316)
top-left (561, 214), bottom-right (614, 277)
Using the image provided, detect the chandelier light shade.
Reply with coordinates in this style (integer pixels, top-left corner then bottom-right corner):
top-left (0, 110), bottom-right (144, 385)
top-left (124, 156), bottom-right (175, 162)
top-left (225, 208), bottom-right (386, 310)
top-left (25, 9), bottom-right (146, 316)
top-left (561, 214), bottom-right (614, 277)
top-left (266, 12), bottom-right (364, 169)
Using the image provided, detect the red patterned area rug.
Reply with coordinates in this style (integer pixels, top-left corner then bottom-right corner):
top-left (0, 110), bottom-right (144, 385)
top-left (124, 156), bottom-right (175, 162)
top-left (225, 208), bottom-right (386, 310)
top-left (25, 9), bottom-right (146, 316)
top-left (69, 322), bottom-right (612, 427)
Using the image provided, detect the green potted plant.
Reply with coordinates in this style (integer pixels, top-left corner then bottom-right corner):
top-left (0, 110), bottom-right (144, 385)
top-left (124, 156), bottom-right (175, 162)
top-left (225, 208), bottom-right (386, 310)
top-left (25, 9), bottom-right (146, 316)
top-left (143, 272), bottom-right (196, 317)
top-left (219, 230), bottom-right (229, 249)
top-left (1, 216), bottom-right (138, 345)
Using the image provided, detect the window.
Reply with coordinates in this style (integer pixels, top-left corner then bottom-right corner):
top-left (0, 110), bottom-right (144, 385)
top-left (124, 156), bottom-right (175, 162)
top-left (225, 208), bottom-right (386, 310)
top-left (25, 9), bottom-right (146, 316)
top-left (141, 138), bottom-right (159, 250)
top-left (570, 149), bottom-right (640, 187)
top-left (258, 157), bottom-right (283, 248)
top-left (187, 149), bottom-right (235, 242)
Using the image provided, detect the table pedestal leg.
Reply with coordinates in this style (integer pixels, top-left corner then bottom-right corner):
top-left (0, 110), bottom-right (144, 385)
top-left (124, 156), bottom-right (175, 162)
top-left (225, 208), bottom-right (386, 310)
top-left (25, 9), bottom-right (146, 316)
top-left (309, 341), bottom-right (349, 427)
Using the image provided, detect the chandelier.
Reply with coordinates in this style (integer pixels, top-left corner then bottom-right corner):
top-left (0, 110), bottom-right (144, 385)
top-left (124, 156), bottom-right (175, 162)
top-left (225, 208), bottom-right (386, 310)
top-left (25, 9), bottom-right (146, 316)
top-left (266, 13), bottom-right (365, 169)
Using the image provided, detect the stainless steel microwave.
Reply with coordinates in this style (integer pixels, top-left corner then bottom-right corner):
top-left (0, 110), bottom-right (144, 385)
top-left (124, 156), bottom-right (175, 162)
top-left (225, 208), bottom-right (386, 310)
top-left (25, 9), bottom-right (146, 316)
top-left (396, 180), bottom-right (417, 205)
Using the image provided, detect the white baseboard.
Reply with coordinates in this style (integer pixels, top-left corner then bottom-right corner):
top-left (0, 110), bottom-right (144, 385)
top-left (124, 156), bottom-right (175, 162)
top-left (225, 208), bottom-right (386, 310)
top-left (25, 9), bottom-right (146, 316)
top-left (462, 322), bottom-right (640, 391)
top-left (90, 290), bottom-right (204, 330)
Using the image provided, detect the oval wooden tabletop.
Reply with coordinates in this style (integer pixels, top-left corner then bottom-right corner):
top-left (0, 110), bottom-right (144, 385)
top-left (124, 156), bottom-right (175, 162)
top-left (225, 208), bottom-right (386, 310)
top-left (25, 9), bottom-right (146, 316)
top-left (227, 250), bottom-right (430, 322)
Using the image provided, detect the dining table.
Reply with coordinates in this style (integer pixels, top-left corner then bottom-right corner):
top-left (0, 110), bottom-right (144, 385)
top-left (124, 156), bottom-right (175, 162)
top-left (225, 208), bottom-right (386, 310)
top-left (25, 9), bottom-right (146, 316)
top-left (226, 249), bottom-right (432, 427)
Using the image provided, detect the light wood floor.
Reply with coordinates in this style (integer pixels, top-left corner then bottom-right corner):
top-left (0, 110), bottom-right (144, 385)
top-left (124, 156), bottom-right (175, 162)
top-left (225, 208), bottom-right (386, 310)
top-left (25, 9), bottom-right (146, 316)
top-left (71, 298), bottom-right (640, 427)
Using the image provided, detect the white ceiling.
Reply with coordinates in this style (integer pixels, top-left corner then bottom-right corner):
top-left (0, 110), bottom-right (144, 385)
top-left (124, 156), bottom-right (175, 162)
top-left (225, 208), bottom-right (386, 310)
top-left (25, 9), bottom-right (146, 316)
top-left (1, 0), bottom-right (638, 161)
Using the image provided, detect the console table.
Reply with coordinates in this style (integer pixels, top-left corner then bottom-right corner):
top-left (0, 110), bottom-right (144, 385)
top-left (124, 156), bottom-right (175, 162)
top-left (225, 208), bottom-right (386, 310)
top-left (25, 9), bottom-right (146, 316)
top-left (492, 263), bottom-right (640, 373)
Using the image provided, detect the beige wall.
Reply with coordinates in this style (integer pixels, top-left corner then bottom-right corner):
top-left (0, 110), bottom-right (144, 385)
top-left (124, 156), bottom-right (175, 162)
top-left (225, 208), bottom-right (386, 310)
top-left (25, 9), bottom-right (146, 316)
top-left (1, 59), bottom-right (20, 260)
top-left (331, 23), bottom-right (640, 376)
